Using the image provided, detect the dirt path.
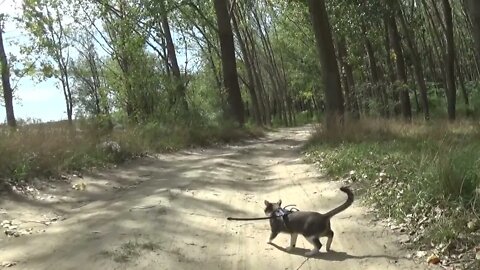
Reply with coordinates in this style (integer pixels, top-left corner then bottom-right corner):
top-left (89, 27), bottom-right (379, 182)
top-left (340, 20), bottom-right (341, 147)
top-left (0, 126), bottom-right (430, 270)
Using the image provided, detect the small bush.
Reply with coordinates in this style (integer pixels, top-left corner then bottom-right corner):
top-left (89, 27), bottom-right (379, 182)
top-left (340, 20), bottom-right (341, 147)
top-left (433, 147), bottom-right (480, 202)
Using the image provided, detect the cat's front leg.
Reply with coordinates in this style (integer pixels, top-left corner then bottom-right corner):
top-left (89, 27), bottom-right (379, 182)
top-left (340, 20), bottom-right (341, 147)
top-left (286, 233), bottom-right (298, 251)
top-left (267, 231), bottom-right (279, 244)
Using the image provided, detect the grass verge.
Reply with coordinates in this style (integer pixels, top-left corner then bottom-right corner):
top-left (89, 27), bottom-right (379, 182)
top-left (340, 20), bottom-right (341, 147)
top-left (0, 120), bottom-right (264, 186)
top-left (304, 119), bottom-right (480, 267)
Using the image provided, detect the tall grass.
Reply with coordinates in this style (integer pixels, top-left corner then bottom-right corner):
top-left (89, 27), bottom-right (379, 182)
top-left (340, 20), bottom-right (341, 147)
top-left (306, 118), bottom-right (480, 250)
top-left (0, 120), bottom-right (263, 184)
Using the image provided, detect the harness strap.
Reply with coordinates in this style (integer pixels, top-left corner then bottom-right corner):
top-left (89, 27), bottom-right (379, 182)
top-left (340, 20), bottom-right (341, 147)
top-left (282, 213), bottom-right (292, 231)
top-left (274, 207), bottom-right (297, 231)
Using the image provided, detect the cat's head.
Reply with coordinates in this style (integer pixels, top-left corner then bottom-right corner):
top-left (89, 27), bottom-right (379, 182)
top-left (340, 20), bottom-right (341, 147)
top-left (264, 199), bottom-right (282, 216)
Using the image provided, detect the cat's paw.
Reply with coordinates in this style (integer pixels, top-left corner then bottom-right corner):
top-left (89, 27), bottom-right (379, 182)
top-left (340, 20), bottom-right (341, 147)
top-left (305, 249), bottom-right (320, 256)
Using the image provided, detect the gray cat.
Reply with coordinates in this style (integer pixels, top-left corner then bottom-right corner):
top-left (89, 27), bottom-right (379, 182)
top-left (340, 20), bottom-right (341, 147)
top-left (263, 187), bottom-right (354, 256)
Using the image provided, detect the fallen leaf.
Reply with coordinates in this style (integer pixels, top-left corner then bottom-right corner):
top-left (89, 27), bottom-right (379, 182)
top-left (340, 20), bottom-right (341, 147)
top-left (72, 182), bottom-right (87, 191)
top-left (467, 219), bottom-right (478, 231)
top-left (0, 261), bottom-right (17, 267)
top-left (427, 254), bottom-right (441, 265)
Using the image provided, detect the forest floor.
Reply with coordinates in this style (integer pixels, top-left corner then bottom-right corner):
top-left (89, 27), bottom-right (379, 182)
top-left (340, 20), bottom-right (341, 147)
top-left (0, 126), bottom-right (437, 270)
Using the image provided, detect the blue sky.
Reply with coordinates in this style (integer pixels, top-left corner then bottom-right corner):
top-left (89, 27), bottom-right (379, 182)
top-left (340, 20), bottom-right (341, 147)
top-left (1, 0), bottom-right (67, 123)
top-left (0, 0), bottom-right (196, 123)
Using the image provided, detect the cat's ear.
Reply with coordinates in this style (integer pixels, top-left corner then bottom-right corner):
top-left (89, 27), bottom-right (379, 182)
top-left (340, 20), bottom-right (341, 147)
top-left (278, 199), bottom-right (282, 206)
top-left (264, 200), bottom-right (270, 206)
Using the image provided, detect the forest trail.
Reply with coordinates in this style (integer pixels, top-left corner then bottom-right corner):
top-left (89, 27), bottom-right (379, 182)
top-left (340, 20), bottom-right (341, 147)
top-left (0, 126), bottom-right (431, 270)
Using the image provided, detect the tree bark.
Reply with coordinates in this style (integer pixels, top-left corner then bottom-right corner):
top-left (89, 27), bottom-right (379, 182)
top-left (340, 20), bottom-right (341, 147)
top-left (213, 0), bottom-right (245, 126)
top-left (307, 0), bottom-right (344, 128)
top-left (337, 36), bottom-right (359, 119)
top-left (59, 57), bottom-right (73, 123)
top-left (396, 0), bottom-right (430, 120)
top-left (362, 24), bottom-right (389, 117)
top-left (252, 9), bottom-right (290, 126)
top-left (0, 26), bottom-right (16, 127)
top-left (237, 7), bottom-right (270, 125)
top-left (443, 0), bottom-right (456, 120)
top-left (384, 17), bottom-right (401, 117)
top-left (47, 7), bottom-right (73, 123)
top-left (456, 62), bottom-right (470, 113)
top-left (384, 17), bottom-right (396, 84)
top-left (388, 15), bottom-right (412, 121)
top-left (161, 7), bottom-right (188, 112)
top-left (231, 11), bottom-right (262, 125)
top-left (466, 0), bottom-right (480, 76)
top-left (420, 30), bottom-right (441, 84)
top-left (422, 0), bottom-right (447, 90)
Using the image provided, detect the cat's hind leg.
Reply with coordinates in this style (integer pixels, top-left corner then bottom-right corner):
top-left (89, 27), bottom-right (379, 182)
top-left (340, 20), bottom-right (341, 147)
top-left (325, 230), bottom-right (334, 252)
top-left (304, 236), bottom-right (322, 256)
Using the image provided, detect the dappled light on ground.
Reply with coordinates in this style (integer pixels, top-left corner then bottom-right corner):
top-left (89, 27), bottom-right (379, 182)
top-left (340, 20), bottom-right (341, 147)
top-left (0, 126), bottom-right (429, 270)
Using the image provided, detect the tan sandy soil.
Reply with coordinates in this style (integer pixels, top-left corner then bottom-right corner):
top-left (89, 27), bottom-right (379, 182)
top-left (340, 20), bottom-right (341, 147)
top-left (0, 126), bottom-right (433, 270)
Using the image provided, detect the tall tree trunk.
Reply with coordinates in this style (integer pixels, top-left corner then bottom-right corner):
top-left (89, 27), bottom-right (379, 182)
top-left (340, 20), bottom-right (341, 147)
top-left (231, 11), bottom-right (262, 125)
top-left (422, 0), bottom-right (447, 90)
top-left (0, 26), bottom-right (16, 127)
top-left (85, 43), bottom-right (102, 115)
top-left (244, 24), bottom-right (271, 125)
top-left (408, 64), bottom-right (421, 112)
top-left (443, 0), bottom-right (456, 120)
top-left (253, 54), bottom-right (271, 125)
top-left (396, 0), bottom-right (430, 120)
top-left (252, 9), bottom-right (290, 126)
top-left (388, 16), bottom-right (412, 121)
top-left (466, 0), bottom-right (480, 78)
top-left (384, 17), bottom-right (396, 84)
top-left (62, 62), bottom-right (73, 123)
top-left (237, 6), bottom-right (270, 125)
top-left (456, 62), bottom-right (470, 115)
top-left (420, 31), bottom-right (441, 83)
top-left (362, 26), bottom-right (389, 117)
top-left (457, 18), bottom-right (480, 81)
top-left (384, 17), bottom-right (401, 117)
top-left (337, 36), bottom-right (359, 119)
top-left (161, 6), bottom-right (188, 112)
top-left (213, 0), bottom-right (245, 126)
top-left (307, 0), bottom-right (344, 128)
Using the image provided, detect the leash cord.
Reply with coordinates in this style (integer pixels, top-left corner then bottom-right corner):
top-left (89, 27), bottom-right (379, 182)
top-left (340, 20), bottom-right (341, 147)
top-left (226, 205), bottom-right (299, 221)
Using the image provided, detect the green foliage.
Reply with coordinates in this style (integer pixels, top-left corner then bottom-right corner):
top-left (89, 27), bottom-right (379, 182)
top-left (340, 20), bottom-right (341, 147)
top-left (70, 37), bottom-right (112, 118)
top-left (21, 0), bottom-right (74, 79)
top-left (272, 3), bottom-right (322, 107)
top-left (465, 81), bottom-right (480, 116)
top-left (433, 146), bottom-right (480, 201)
top-left (425, 81), bottom-right (480, 119)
